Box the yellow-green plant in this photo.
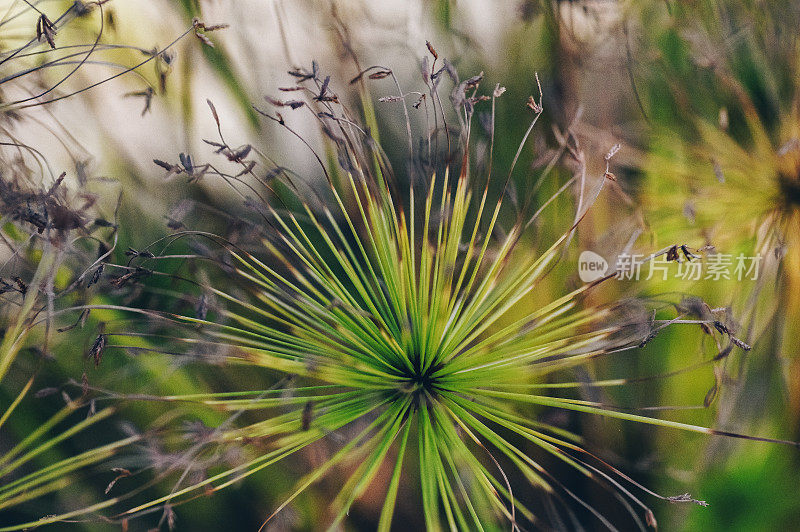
[637,0,800,424]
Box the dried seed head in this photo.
[368,69,392,80]
[104,468,132,495]
[526,95,543,114]
[463,72,484,90]
[153,159,176,172]
[526,72,544,113]
[192,18,229,47]
[265,96,304,110]
[666,493,708,507]
[666,245,680,262]
[89,334,106,367]
[88,264,104,287]
[194,31,214,47]
[425,40,438,60]
[604,143,622,161]
[729,335,752,351]
[421,56,430,84]
[13,277,27,295]
[678,296,713,320]
[36,14,57,49]
[35,387,59,399]
[645,510,657,528]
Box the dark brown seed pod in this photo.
[89,334,106,367]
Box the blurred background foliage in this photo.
[1,0,798,530]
